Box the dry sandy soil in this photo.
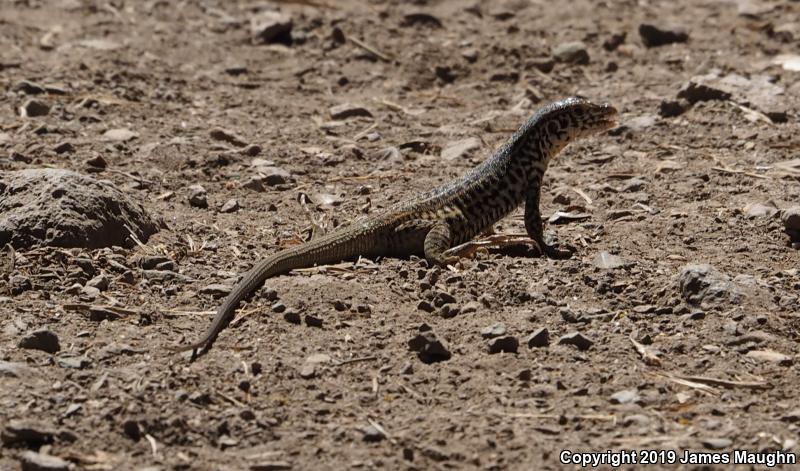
[2,0,800,469]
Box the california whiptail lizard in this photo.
[173,97,618,355]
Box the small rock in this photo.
[638,23,689,47]
[659,99,688,117]
[701,437,732,450]
[620,177,647,192]
[13,80,46,95]
[0,360,32,378]
[1,420,56,446]
[609,389,640,404]
[305,353,331,365]
[361,425,385,442]
[283,310,301,324]
[488,336,519,354]
[603,32,626,51]
[20,99,50,118]
[678,264,740,307]
[461,301,480,314]
[782,207,800,238]
[20,450,71,471]
[441,137,481,161]
[299,363,316,379]
[552,41,589,64]
[743,202,778,219]
[199,284,231,298]
[480,323,506,339]
[85,155,107,169]
[243,176,266,192]
[526,328,550,348]
[271,302,286,313]
[558,332,594,351]
[241,144,262,156]
[220,199,240,213]
[102,128,138,142]
[461,48,478,62]
[86,274,109,291]
[408,331,451,363]
[209,127,248,147]
[53,142,75,154]
[304,314,323,328]
[593,251,627,269]
[250,10,293,44]
[18,329,60,354]
[257,166,293,186]
[329,103,372,120]
[417,300,434,313]
[57,356,91,370]
[746,349,793,366]
[187,185,208,208]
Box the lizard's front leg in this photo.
[524,181,574,259]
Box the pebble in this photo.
[609,389,640,404]
[18,328,60,354]
[0,360,32,378]
[552,41,589,64]
[250,10,293,44]
[441,137,481,161]
[20,99,50,117]
[593,251,627,270]
[461,301,480,314]
[480,323,506,339]
[57,356,91,369]
[200,284,231,298]
[558,332,594,351]
[53,142,75,154]
[659,98,688,117]
[329,103,372,120]
[408,331,451,363]
[102,128,138,142]
[743,202,778,219]
[283,310,301,324]
[701,437,732,450]
[271,302,286,313]
[1,420,56,446]
[86,274,109,291]
[81,285,100,300]
[241,144,262,156]
[638,23,689,47]
[603,32,626,51]
[488,336,519,354]
[526,327,550,348]
[782,207,800,235]
[299,363,316,379]
[85,155,107,169]
[187,184,208,208]
[620,177,647,192]
[220,199,240,213]
[438,304,460,318]
[20,451,70,471]
[304,314,323,328]
[746,349,793,366]
[678,264,740,307]
[417,300,434,313]
[209,127,248,147]
[361,425,385,442]
[257,166,293,186]
[13,79,46,94]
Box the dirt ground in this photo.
[2,0,800,469]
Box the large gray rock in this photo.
[678,264,742,307]
[0,169,159,249]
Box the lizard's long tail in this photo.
[171,226,377,354]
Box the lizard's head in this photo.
[517,97,617,162]
[538,97,618,141]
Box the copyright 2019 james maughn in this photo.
[560,449,797,467]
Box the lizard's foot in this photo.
[541,242,575,259]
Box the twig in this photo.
[629,334,661,366]
[348,35,392,62]
[145,434,158,458]
[572,188,593,205]
[675,374,769,390]
[712,166,768,179]
[334,356,378,366]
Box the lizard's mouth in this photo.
[592,104,619,131]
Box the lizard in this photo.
[172,97,618,356]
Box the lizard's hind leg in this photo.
[424,221,458,266]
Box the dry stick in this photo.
[334,356,378,366]
[347,35,393,62]
[675,374,769,390]
[629,334,661,366]
[711,166,769,179]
